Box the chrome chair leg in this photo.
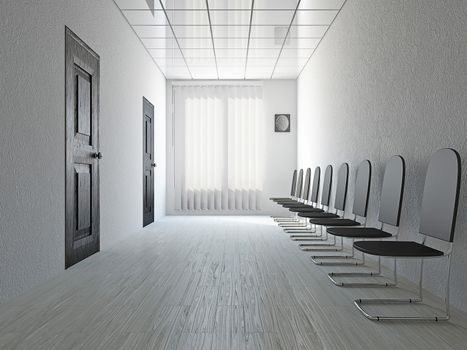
[328,257,397,286]
[299,235,341,251]
[279,223,308,228]
[311,240,365,265]
[284,224,316,233]
[285,223,317,234]
[354,256,451,321]
[289,225,325,240]
[274,218,298,222]
[291,235,323,241]
[287,230,318,234]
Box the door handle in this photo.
[151,163,157,168]
[93,152,103,159]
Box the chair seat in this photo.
[282,203,309,208]
[353,241,444,257]
[270,197,291,201]
[309,218,361,226]
[298,212,339,218]
[326,227,392,238]
[276,200,299,205]
[274,198,296,202]
[289,206,315,213]
[295,207,324,213]
[282,203,305,208]
[285,203,313,208]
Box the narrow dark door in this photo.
[65,28,100,268]
[143,98,155,227]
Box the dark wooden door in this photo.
[143,98,155,227]
[65,28,100,268]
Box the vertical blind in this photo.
[173,85,264,211]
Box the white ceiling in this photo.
[114,0,346,79]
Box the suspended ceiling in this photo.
[114,0,346,79]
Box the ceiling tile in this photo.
[254,0,298,10]
[183,49,215,59]
[245,66,274,79]
[286,37,320,48]
[296,10,338,25]
[165,10,209,25]
[248,48,280,58]
[217,58,245,67]
[212,25,250,38]
[272,67,301,79]
[209,0,252,10]
[249,37,284,49]
[161,0,206,10]
[216,48,247,58]
[288,25,328,37]
[209,10,250,25]
[250,25,288,38]
[215,37,248,49]
[190,67,218,79]
[164,66,192,79]
[177,37,213,49]
[252,10,295,26]
[115,0,162,10]
[172,25,211,38]
[276,57,309,67]
[186,57,216,66]
[246,58,277,67]
[133,25,171,38]
[299,0,345,10]
[218,67,245,79]
[281,48,314,58]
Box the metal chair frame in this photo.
[298,214,367,251]
[325,222,400,284]
[354,236,453,321]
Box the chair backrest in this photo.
[352,160,372,217]
[321,165,333,206]
[419,148,461,242]
[296,169,304,197]
[290,169,297,196]
[302,168,312,200]
[334,163,349,211]
[310,167,321,203]
[378,155,405,226]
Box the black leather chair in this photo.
[273,169,303,205]
[282,167,319,209]
[299,160,371,252]
[272,169,302,223]
[275,168,312,228]
[353,148,461,321]
[270,169,297,202]
[280,168,312,209]
[289,164,348,240]
[320,156,405,285]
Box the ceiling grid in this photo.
[115,0,347,79]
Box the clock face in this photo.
[275,114,290,132]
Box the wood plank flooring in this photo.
[0,216,466,349]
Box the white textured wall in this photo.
[0,0,166,303]
[297,0,466,311]
[166,80,297,216]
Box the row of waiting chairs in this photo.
[270,148,461,321]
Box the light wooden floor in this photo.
[0,216,466,350]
